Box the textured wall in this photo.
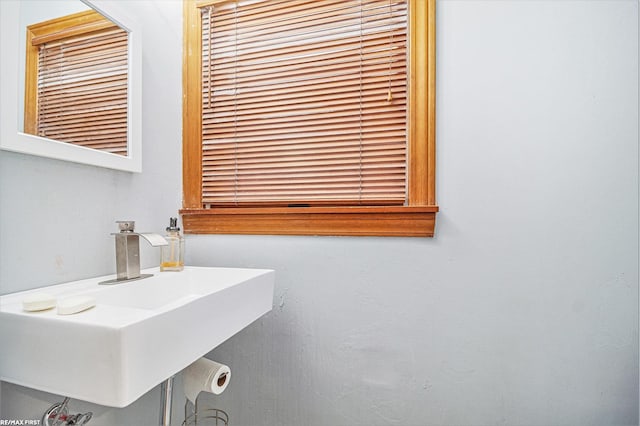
[0,0,183,423]
[1,0,638,425]
[190,1,639,425]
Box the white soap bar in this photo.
[23,293,57,312]
[57,295,96,315]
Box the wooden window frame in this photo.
[182,0,437,237]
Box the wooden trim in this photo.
[183,0,204,209]
[407,0,436,207]
[427,0,437,205]
[181,206,438,237]
[27,10,117,45]
[182,0,438,237]
[31,20,114,46]
[23,27,38,135]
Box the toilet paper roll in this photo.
[183,357,231,404]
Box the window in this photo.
[183,0,436,236]
[24,10,129,155]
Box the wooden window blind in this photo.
[200,0,408,207]
[183,0,437,236]
[24,11,129,156]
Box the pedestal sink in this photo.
[0,266,274,407]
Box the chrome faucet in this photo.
[100,221,168,285]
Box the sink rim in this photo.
[0,266,273,328]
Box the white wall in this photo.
[0,0,183,423]
[1,1,637,425]
[191,1,639,425]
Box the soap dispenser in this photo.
[160,217,184,271]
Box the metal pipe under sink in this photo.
[159,376,175,426]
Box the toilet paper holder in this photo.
[182,396,229,426]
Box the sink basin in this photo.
[0,266,274,407]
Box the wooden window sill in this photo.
[180,206,439,237]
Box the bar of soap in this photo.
[57,295,96,315]
[23,293,56,312]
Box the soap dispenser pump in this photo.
[160,217,184,271]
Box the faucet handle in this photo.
[116,220,135,233]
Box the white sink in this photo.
[0,266,274,407]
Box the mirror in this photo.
[0,0,142,172]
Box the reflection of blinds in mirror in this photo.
[37,27,128,156]
[200,0,408,207]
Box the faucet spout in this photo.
[138,232,168,247]
[99,221,167,285]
